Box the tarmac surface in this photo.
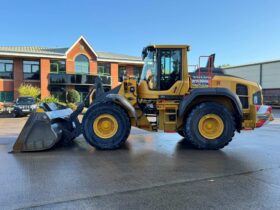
[0,109,279,210]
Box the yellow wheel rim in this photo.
[198,114,224,140]
[93,114,118,139]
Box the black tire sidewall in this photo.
[177,130,185,137]
[185,103,234,149]
[82,103,130,149]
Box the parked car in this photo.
[0,102,14,114]
[13,97,37,117]
[0,102,3,111]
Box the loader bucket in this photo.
[12,83,95,153]
[12,107,74,152]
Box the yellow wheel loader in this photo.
[12,45,273,152]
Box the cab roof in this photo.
[146,44,190,51]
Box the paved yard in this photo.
[0,111,279,210]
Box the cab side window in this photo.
[159,49,182,90]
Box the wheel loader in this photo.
[12,45,273,152]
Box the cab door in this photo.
[158,49,182,92]
[138,48,185,99]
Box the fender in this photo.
[105,94,137,123]
[179,88,243,129]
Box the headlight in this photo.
[253,91,262,105]
[31,104,37,109]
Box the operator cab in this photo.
[140,45,189,93]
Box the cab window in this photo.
[140,50,158,90]
[159,49,182,90]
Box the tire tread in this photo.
[185,102,236,150]
[82,101,131,150]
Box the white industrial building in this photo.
[224,60,280,106]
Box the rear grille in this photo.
[236,84,249,109]
[239,97,249,109]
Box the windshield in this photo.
[140,50,157,90]
[16,97,35,104]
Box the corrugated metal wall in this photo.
[224,61,280,105]
[262,62,280,89]
[224,61,280,89]
[224,65,260,84]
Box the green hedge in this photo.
[67,89,80,103]
[18,84,40,99]
[39,95,60,104]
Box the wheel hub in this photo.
[198,114,224,140]
[93,114,118,139]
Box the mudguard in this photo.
[105,94,137,123]
[179,88,243,130]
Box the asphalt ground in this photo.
[0,109,279,210]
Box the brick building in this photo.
[0,36,143,102]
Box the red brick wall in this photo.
[111,63,119,88]
[13,58,24,99]
[90,61,97,75]
[126,65,134,77]
[66,39,97,74]
[66,60,75,74]
[0,80,13,92]
[40,59,50,98]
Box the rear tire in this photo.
[184,102,235,150]
[82,102,131,150]
[177,130,186,138]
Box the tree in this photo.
[67,89,80,103]
[18,84,41,99]
[39,95,60,104]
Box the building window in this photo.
[0,91,14,102]
[23,61,40,80]
[75,86,90,104]
[0,59,13,79]
[51,60,66,73]
[75,54,89,74]
[97,63,111,85]
[133,66,143,81]
[49,85,66,101]
[97,63,110,76]
[118,66,126,82]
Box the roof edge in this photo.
[0,52,66,59]
[65,36,98,57]
[97,57,143,64]
[225,59,280,69]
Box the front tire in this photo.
[184,102,235,150]
[82,102,131,150]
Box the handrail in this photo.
[49,73,111,86]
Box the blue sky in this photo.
[0,0,280,66]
